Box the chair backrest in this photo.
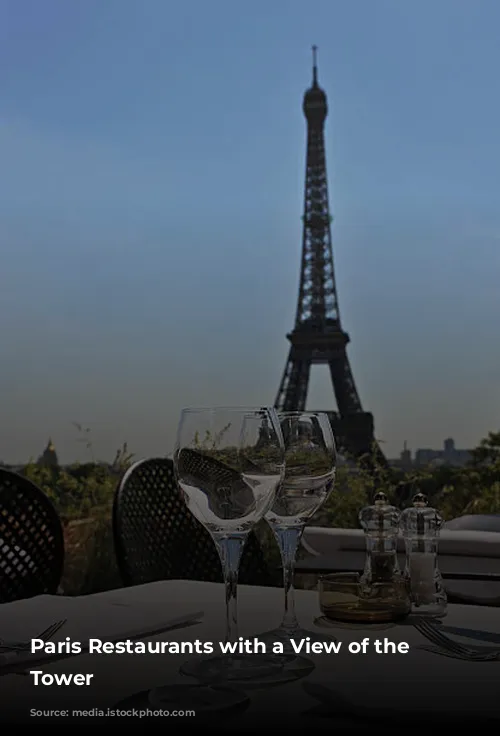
[113,457,274,587]
[0,468,65,603]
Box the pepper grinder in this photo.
[359,491,401,585]
[400,492,447,617]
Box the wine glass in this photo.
[173,406,286,684]
[259,412,337,660]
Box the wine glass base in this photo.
[148,683,250,715]
[265,652,316,677]
[180,653,283,684]
[179,652,313,687]
[257,625,337,653]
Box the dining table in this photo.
[0,580,499,728]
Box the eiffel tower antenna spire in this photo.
[312,45,318,85]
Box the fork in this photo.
[0,620,67,652]
[413,618,500,661]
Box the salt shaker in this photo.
[359,491,401,584]
[400,492,447,617]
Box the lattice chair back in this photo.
[113,457,274,587]
[0,468,65,603]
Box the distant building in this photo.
[388,438,472,469]
[37,438,59,467]
[388,440,413,470]
[415,438,471,468]
[399,440,412,469]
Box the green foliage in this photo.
[191,425,284,471]
[317,433,500,529]
[12,425,500,596]
[193,425,232,451]
[18,428,135,596]
[470,431,500,466]
[22,440,134,522]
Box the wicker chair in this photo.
[113,457,275,587]
[0,468,65,603]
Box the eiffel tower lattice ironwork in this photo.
[275,48,383,462]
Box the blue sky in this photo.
[1,0,499,463]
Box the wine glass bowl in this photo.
[175,428,284,533]
[266,414,336,527]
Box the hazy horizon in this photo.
[1,0,499,465]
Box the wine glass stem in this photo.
[274,526,302,631]
[213,533,246,645]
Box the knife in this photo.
[0,610,204,676]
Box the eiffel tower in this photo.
[275,48,383,462]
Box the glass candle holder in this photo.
[318,572,411,625]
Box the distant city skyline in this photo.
[1,0,500,464]
[1,433,473,471]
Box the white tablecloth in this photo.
[0,581,498,725]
